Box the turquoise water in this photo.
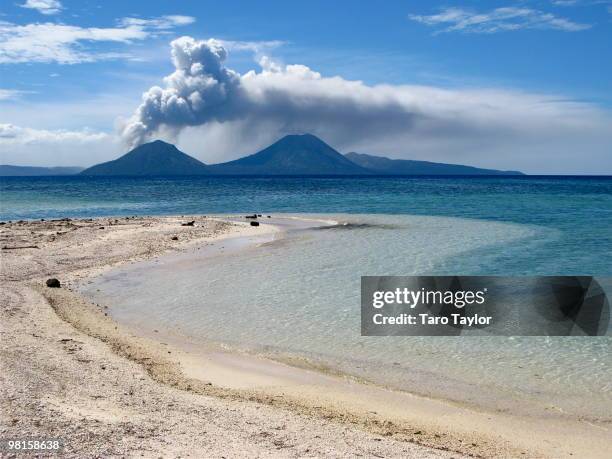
[2,175,612,274]
[82,213,612,421]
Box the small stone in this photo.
[171,236,178,240]
[46,278,61,288]
[250,221,260,227]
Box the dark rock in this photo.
[267,215,271,218]
[257,214,262,217]
[171,236,178,241]
[99,226,105,229]
[245,214,258,219]
[250,221,260,227]
[46,278,61,288]
[181,221,195,226]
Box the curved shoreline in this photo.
[79,213,610,424]
[55,215,612,457]
[2,214,610,457]
[2,214,459,457]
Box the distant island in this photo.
[0,165,84,177]
[345,152,523,176]
[3,134,524,176]
[80,140,209,176]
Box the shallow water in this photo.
[82,214,612,421]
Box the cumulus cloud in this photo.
[0,15,195,64]
[0,123,109,144]
[409,7,591,33]
[20,0,62,15]
[120,36,612,174]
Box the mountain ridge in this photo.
[3,135,525,176]
[207,134,371,175]
[345,152,524,176]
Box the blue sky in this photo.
[0,0,611,173]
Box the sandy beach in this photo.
[1,215,609,458]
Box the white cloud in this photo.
[409,7,591,33]
[0,93,133,167]
[0,123,119,167]
[0,15,195,64]
[0,89,34,100]
[20,0,62,15]
[120,36,612,174]
[218,39,286,54]
[0,123,109,144]
[117,15,196,30]
[551,1,578,6]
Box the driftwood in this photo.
[2,245,40,250]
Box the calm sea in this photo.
[4,175,612,419]
[2,175,612,274]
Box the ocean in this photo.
[3,175,612,274]
[3,175,611,420]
